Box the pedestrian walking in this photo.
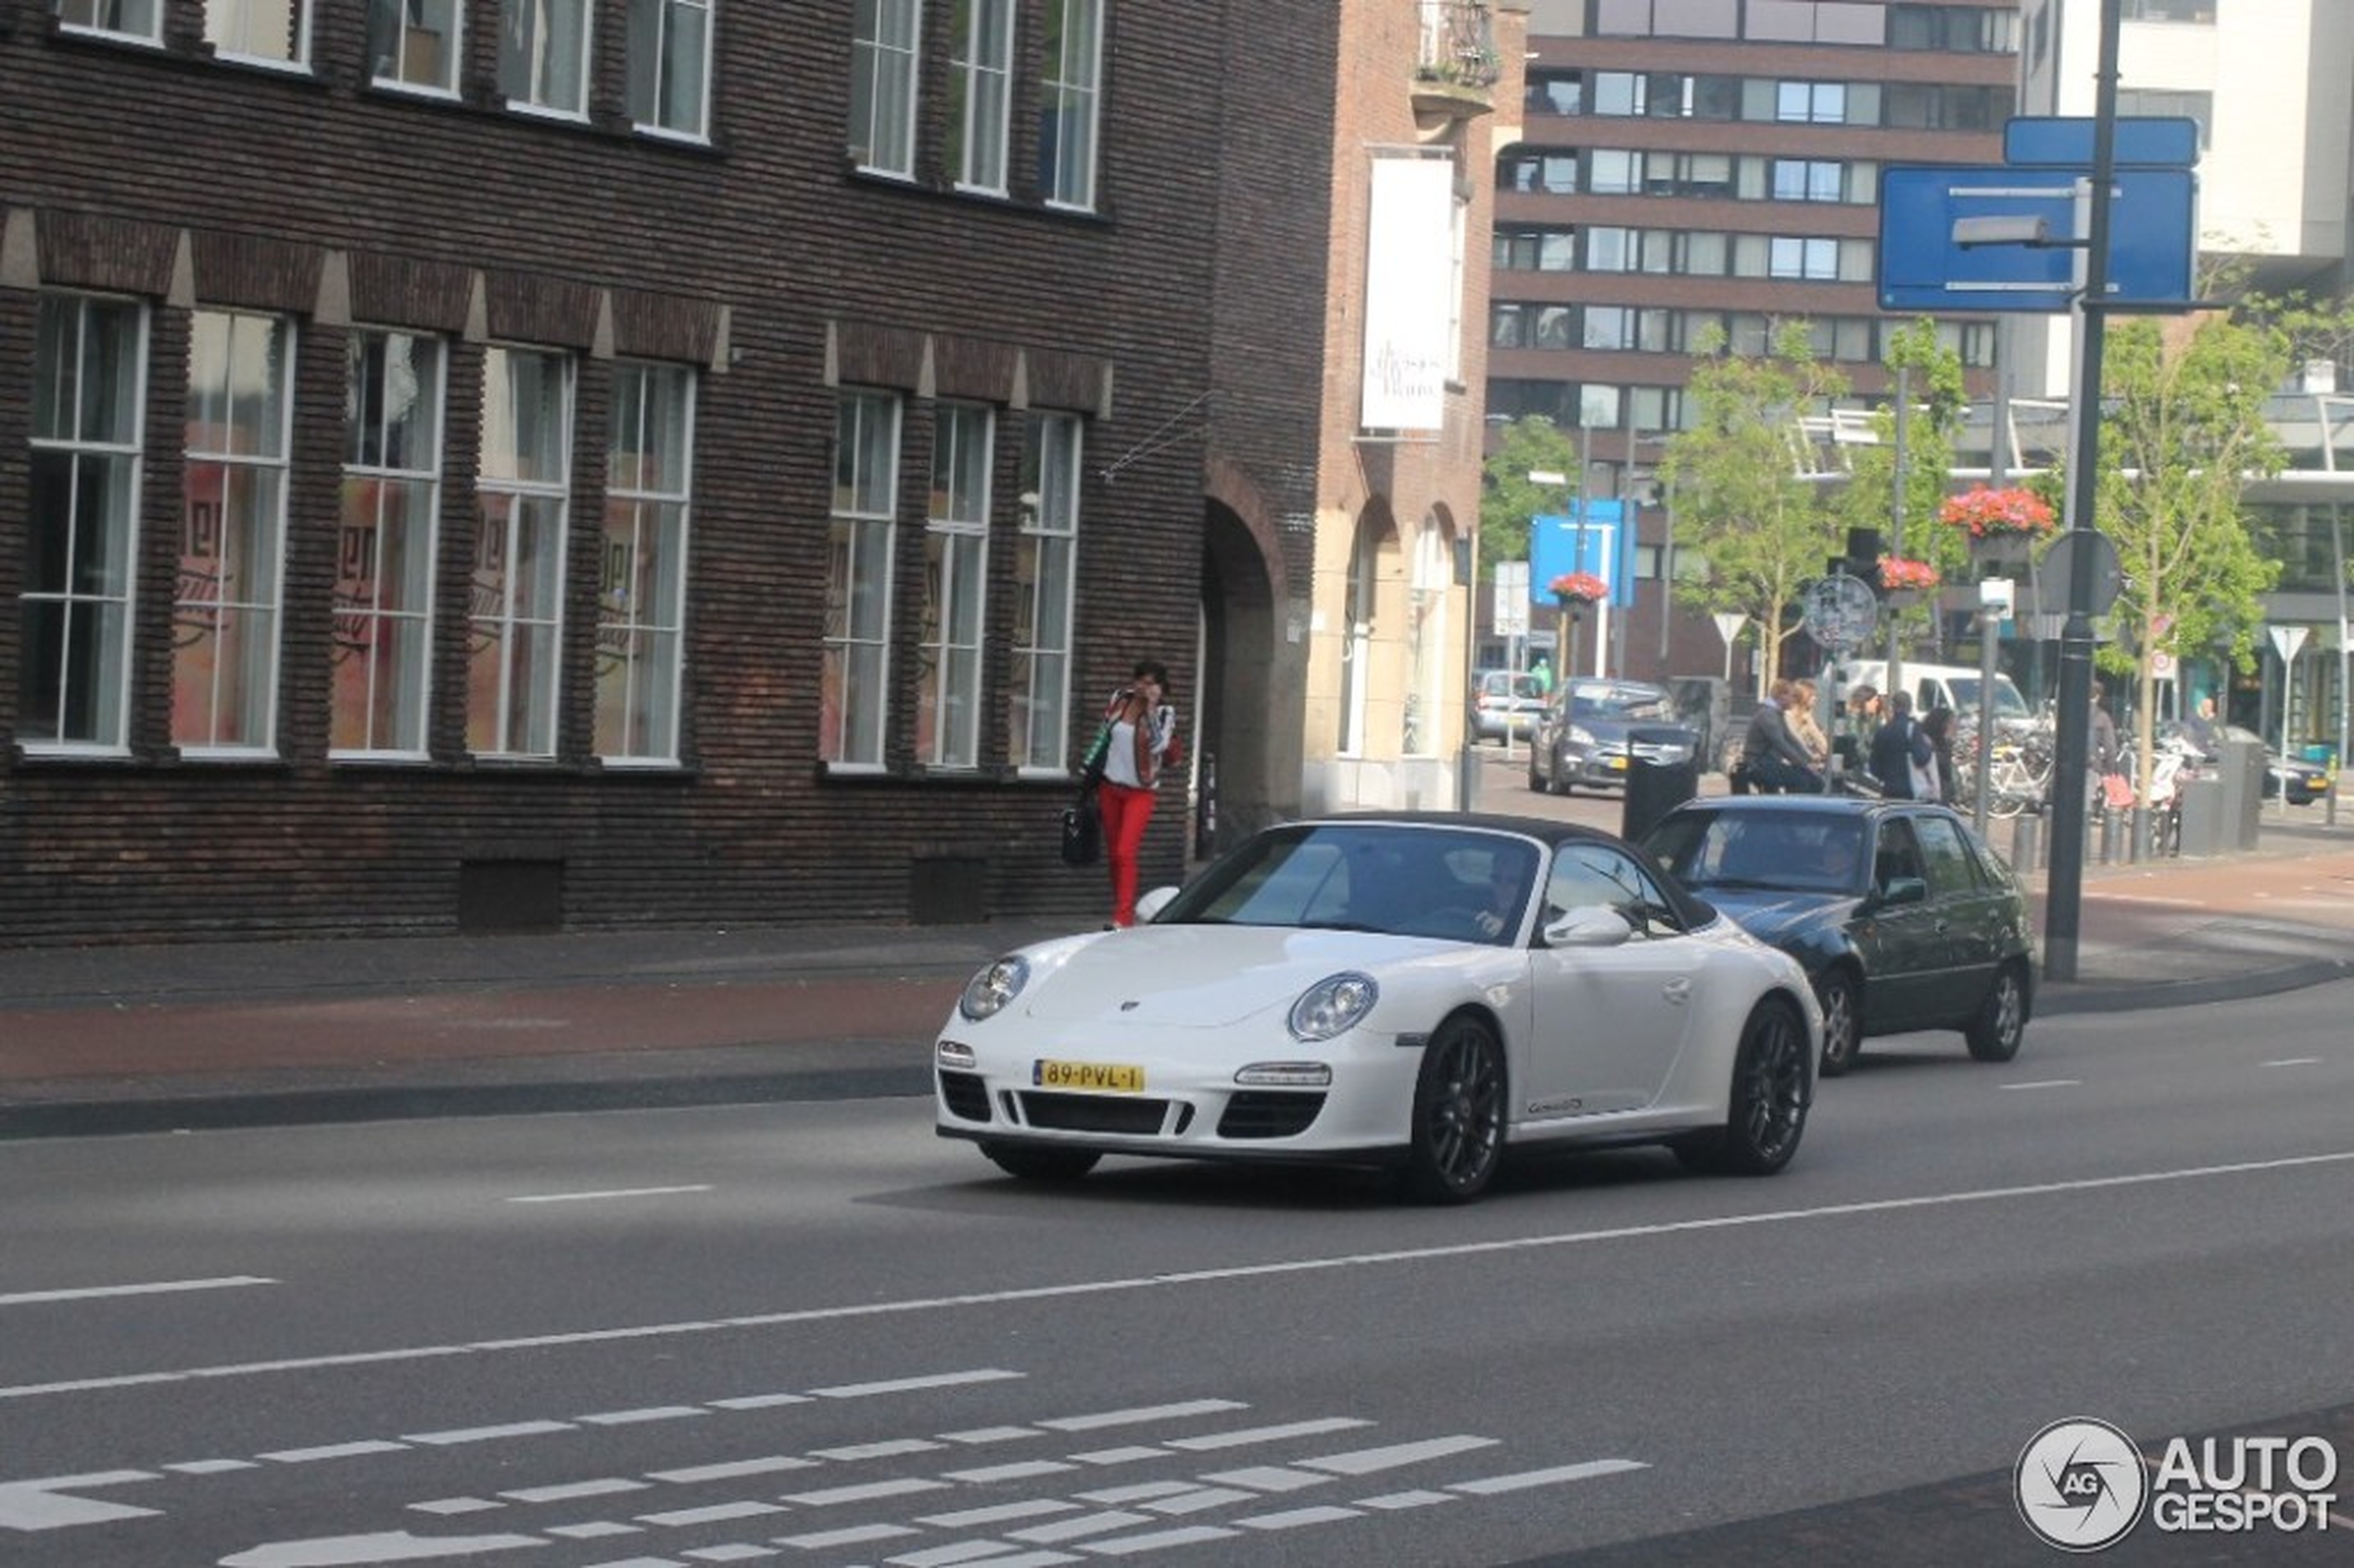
[1867,689,1935,800]
[1095,659,1182,929]
[1919,704,1958,803]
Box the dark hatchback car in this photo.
[1529,678,1702,795]
[1639,796,2036,1077]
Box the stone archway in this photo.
[1199,460,1299,849]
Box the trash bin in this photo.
[2174,775,2226,856]
[1623,736,1701,843]
[2215,737,2266,849]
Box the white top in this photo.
[1101,703,1176,789]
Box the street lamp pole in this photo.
[2043,0,2124,985]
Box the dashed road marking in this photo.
[0,1276,274,1308]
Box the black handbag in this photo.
[1059,789,1102,866]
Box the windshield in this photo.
[1155,823,1541,944]
[1644,810,1868,896]
[1951,676,2030,719]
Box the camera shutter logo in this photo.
[2016,1418,2148,1551]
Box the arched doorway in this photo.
[1200,473,1297,849]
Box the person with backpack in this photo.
[1867,689,1935,800]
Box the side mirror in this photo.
[1875,876,1929,908]
[1135,887,1181,922]
[1541,905,1634,948]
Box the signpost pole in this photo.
[2043,0,2124,985]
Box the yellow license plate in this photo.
[1609,754,1629,770]
[1034,1059,1145,1093]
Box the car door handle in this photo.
[1662,977,1692,1005]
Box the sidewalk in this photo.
[2,811,2351,1138]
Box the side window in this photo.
[1909,814,1981,896]
[370,0,463,94]
[1871,818,1928,891]
[207,0,313,67]
[628,0,714,139]
[1544,843,1681,937]
[850,0,921,177]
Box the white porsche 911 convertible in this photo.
[935,814,1820,1204]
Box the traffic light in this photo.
[1828,527,1886,596]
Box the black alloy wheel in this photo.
[1676,998,1811,1175]
[1398,1016,1508,1204]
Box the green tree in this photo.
[2093,310,2292,798]
[1659,324,1848,693]
[1477,415,1579,582]
[1833,321,1969,654]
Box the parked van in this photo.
[1830,659,2031,724]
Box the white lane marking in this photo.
[506,1184,713,1204]
[648,1457,816,1485]
[889,1544,1030,1568]
[501,1479,649,1503]
[1140,1486,1258,1515]
[1300,1436,1498,1475]
[1086,1524,1237,1554]
[1240,1505,1361,1530]
[814,1370,1025,1399]
[1453,1459,1649,1493]
[22,1150,2354,1404]
[636,1499,786,1527]
[1998,1080,2082,1091]
[937,1425,1037,1445]
[710,1392,812,1410]
[0,1472,161,1529]
[917,1498,1082,1528]
[2265,1057,2323,1068]
[220,1530,542,1566]
[578,1406,704,1426]
[546,1521,637,1539]
[774,1522,918,1549]
[164,1460,258,1475]
[401,1420,573,1446]
[1038,1399,1247,1432]
[259,1441,408,1464]
[407,1498,501,1516]
[0,1276,273,1307]
[1167,1419,1371,1451]
[782,1477,951,1508]
[943,1461,1077,1485]
[1069,1446,1164,1466]
[1007,1509,1155,1543]
[1201,1465,1330,1493]
[810,1438,944,1461]
[1355,1489,1454,1510]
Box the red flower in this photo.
[1550,571,1609,602]
[1877,555,1941,591]
[1938,486,2057,538]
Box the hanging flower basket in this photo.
[1876,555,1941,593]
[1549,571,1609,605]
[1939,486,2057,540]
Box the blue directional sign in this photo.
[1877,165,2196,313]
[1530,500,1633,610]
[2004,115,2199,171]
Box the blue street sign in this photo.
[2004,115,2199,170]
[1877,165,2196,313]
[1530,500,1633,610]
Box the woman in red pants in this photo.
[1095,659,1180,928]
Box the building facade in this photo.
[1487,0,2023,687]
[0,1,1346,946]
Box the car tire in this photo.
[1674,997,1810,1176]
[1814,970,1862,1078]
[1964,961,2029,1063]
[1396,1015,1507,1205]
[980,1143,1103,1183]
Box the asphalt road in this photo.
[5,979,2352,1567]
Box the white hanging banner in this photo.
[1361,156,1454,433]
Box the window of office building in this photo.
[23,295,145,754]
[2123,0,2213,20]
[1643,151,1734,197]
[469,347,573,759]
[176,310,291,755]
[1772,158,1847,203]
[1890,4,2019,50]
[947,0,1016,194]
[1748,1,1883,44]
[206,0,310,65]
[57,0,160,42]
[598,362,694,763]
[627,0,713,138]
[850,0,920,177]
[1774,81,1846,123]
[370,0,461,93]
[1525,70,1583,117]
[1593,0,1738,37]
[1038,0,1103,210]
[1495,226,1577,272]
[1492,303,1576,350]
[1010,412,1081,772]
[823,389,899,767]
[501,0,593,117]
[335,330,444,758]
[1501,148,1580,193]
[918,403,991,769]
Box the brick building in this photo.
[0,0,1345,945]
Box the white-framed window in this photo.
[470,347,573,759]
[626,0,713,139]
[175,310,292,755]
[57,0,162,44]
[335,329,445,759]
[205,0,311,66]
[597,362,694,764]
[1038,0,1102,210]
[370,0,462,93]
[22,295,146,755]
[850,0,920,178]
[823,390,900,767]
[502,0,593,118]
[1010,411,1080,772]
[948,0,1016,194]
[918,402,992,768]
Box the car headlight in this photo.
[1566,725,1595,746]
[1288,972,1378,1042]
[958,956,1030,1021]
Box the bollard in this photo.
[2011,812,2040,875]
[2097,808,2120,866]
